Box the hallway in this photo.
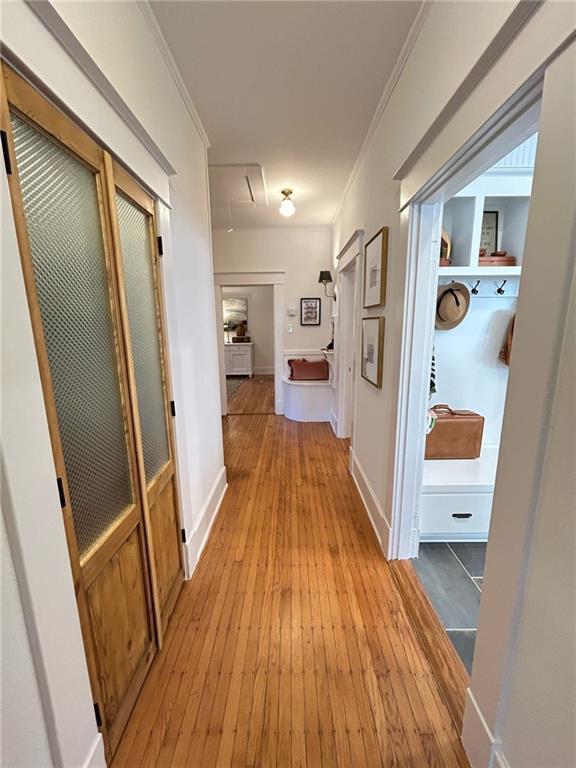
[112,414,468,767]
[227,374,275,415]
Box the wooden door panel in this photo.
[86,526,154,734]
[149,472,183,623]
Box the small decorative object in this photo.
[440,229,452,266]
[435,282,470,330]
[479,247,516,266]
[480,211,499,253]
[236,322,246,337]
[361,316,384,388]
[300,297,321,326]
[363,227,388,308]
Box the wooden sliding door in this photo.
[105,161,184,634]
[1,64,183,758]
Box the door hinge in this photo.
[181,528,186,543]
[56,477,66,508]
[1,130,12,175]
[94,702,102,728]
[170,400,176,417]
[157,235,164,256]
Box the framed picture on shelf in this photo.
[364,226,388,307]
[480,211,499,253]
[300,297,321,326]
[361,316,384,388]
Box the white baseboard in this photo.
[329,408,338,435]
[349,448,391,556]
[492,751,511,768]
[83,733,106,768]
[275,398,284,415]
[421,533,489,543]
[254,365,274,375]
[182,466,227,578]
[462,687,499,768]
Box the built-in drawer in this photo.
[420,492,492,540]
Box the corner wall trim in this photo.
[183,466,227,578]
[82,733,106,768]
[349,448,391,555]
[462,688,500,768]
[24,0,177,174]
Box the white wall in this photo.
[1,1,225,764]
[213,227,332,352]
[1,516,53,768]
[222,285,274,373]
[432,294,516,446]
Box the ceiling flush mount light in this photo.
[279,188,295,218]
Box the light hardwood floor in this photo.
[227,375,275,415]
[112,415,469,767]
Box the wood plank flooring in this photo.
[227,375,275,415]
[112,415,469,767]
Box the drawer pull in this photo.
[452,513,472,519]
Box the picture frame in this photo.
[223,297,248,329]
[361,316,385,388]
[480,210,499,253]
[363,226,388,308]
[300,297,321,326]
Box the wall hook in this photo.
[471,280,480,295]
[496,279,507,295]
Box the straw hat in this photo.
[436,282,470,330]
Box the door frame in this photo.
[213,271,285,415]
[335,238,362,442]
[389,79,542,560]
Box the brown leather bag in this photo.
[288,358,329,381]
[425,404,484,459]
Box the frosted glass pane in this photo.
[11,113,133,555]
[116,193,169,481]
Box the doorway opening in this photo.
[406,131,538,674]
[214,271,285,417]
[221,285,275,414]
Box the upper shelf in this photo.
[439,265,522,278]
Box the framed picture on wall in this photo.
[480,210,499,253]
[361,316,384,387]
[363,226,388,307]
[300,297,321,326]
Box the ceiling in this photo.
[150,1,422,228]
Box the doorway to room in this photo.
[412,133,537,673]
[222,284,275,415]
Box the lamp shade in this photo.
[318,270,333,284]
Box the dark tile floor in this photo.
[412,542,487,674]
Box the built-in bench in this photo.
[282,350,333,423]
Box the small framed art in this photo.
[361,316,384,388]
[300,297,321,326]
[363,226,388,308]
[480,211,499,253]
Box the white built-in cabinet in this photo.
[440,169,532,277]
[422,142,535,541]
[224,342,254,377]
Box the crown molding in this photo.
[24,0,176,175]
[330,0,433,228]
[137,1,211,150]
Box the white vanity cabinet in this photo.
[224,342,254,377]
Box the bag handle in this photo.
[432,403,454,415]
